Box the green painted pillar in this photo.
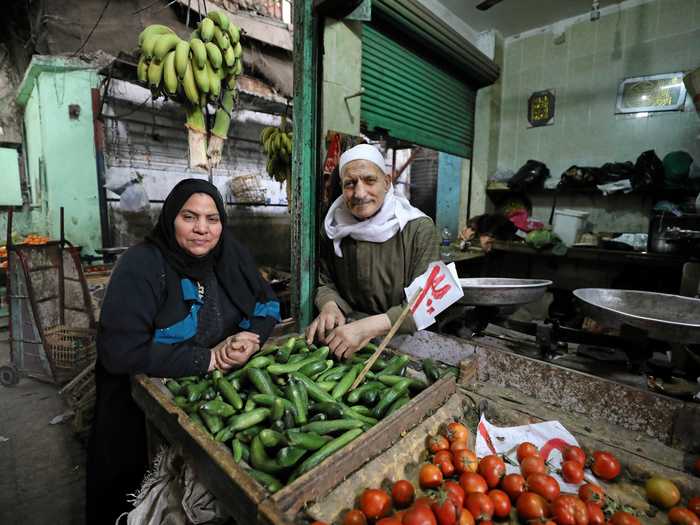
[435,152,464,239]
[16,56,102,255]
[291,2,320,329]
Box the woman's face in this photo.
[174,193,223,257]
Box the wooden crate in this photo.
[306,346,700,525]
[132,371,457,524]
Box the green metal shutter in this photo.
[361,24,476,158]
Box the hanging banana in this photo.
[135,16,244,170]
[260,116,293,184]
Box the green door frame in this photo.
[291,1,320,329]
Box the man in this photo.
[306,143,440,358]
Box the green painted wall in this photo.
[322,19,363,137]
[5,57,101,253]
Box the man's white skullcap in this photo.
[338,143,387,175]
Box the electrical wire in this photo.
[71,0,112,57]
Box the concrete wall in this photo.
[472,0,700,232]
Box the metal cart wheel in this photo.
[0,365,19,387]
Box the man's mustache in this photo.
[350,198,373,206]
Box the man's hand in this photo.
[306,302,345,345]
[326,314,391,359]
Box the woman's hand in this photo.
[326,314,390,359]
[306,302,346,345]
[208,332,260,371]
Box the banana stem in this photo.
[185,104,208,170]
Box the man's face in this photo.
[341,159,390,220]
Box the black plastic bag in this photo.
[558,166,607,188]
[600,161,637,183]
[633,150,664,190]
[508,160,550,191]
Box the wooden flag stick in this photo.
[349,287,423,391]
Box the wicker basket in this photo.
[44,326,97,384]
[229,174,267,204]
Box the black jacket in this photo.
[86,239,277,524]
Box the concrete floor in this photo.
[0,339,86,525]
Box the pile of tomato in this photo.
[310,421,700,525]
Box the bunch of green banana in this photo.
[135,11,244,169]
[260,116,293,184]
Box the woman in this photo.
[86,179,279,524]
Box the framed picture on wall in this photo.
[616,73,687,114]
[527,90,556,127]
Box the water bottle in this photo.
[440,227,452,259]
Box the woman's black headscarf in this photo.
[146,178,226,282]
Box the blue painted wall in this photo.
[435,152,463,239]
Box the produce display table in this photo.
[132,332,700,524]
[131,349,456,524]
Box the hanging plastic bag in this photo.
[633,150,664,190]
[119,181,150,213]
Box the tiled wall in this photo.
[497,0,700,182]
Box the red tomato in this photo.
[586,502,605,525]
[478,455,506,489]
[428,435,450,454]
[440,460,456,478]
[609,511,641,525]
[451,440,469,454]
[517,442,540,463]
[453,449,478,474]
[501,473,526,502]
[402,506,438,525]
[458,509,475,525]
[459,472,488,494]
[360,489,392,520]
[578,483,605,507]
[561,460,585,484]
[521,455,548,478]
[433,451,454,466]
[392,480,415,508]
[465,493,495,521]
[446,422,470,444]
[444,481,465,509]
[526,473,561,502]
[563,446,586,466]
[550,495,588,525]
[590,451,621,481]
[377,518,403,525]
[516,492,550,521]
[415,496,436,509]
[343,509,368,525]
[487,489,511,519]
[420,464,444,489]
[432,495,460,525]
[688,496,700,517]
[669,508,700,525]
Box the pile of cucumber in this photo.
[165,336,438,492]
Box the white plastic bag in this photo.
[119,182,150,213]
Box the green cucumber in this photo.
[286,377,308,425]
[247,468,283,493]
[259,429,285,447]
[199,410,223,434]
[201,399,236,418]
[309,401,344,419]
[166,379,183,395]
[299,359,331,379]
[228,408,270,431]
[232,438,244,463]
[371,378,411,418]
[276,446,306,468]
[217,377,243,410]
[300,419,365,435]
[285,430,331,450]
[250,435,284,473]
[422,358,441,383]
[380,355,410,376]
[387,395,411,415]
[316,381,336,392]
[244,398,257,412]
[247,368,276,395]
[331,364,362,400]
[290,372,335,403]
[377,374,427,391]
[267,347,330,375]
[291,428,363,480]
